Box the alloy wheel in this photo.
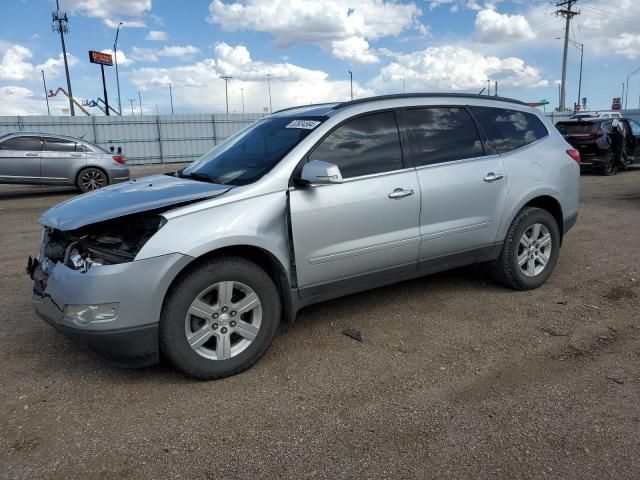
[517,223,552,277]
[184,281,262,361]
[81,170,106,190]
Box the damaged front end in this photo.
[28,210,167,297]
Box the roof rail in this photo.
[272,102,337,115]
[332,93,526,110]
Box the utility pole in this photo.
[41,70,51,116]
[52,0,75,116]
[348,70,353,100]
[114,22,123,115]
[220,76,231,114]
[556,0,579,112]
[487,79,491,96]
[129,99,135,115]
[267,74,272,113]
[494,80,498,97]
[169,83,174,114]
[137,91,142,116]
[241,87,245,114]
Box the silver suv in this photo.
[29,94,580,379]
[0,132,129,192]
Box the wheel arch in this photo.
[499,192,565,245]
[164,244,296,324]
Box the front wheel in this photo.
[601,152,619,176]
[160,256,281,379]
[490,207,560,290]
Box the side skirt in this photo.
[293,243,501,312]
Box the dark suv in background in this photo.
[556,118,640,175]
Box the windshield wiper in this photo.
[183,171,222,184]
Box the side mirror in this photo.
[298,160,343,185]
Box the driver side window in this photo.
[309,111,403,179]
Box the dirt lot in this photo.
[1,166,639,479]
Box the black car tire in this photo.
[490,207,560,290]
[601,152,619,176]
[77,167,109,192]
[160,256,281,380]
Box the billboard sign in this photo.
[88,51,113,66]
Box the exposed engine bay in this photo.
[37,211,166,274]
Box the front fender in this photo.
[136,191,291,277]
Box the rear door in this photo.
[41,137,86,183]
[626,120,640,160]
[400,106,508,261]
[0,135,42,183]
[289,111,421,293]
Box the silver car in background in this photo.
[29,93,580,380]
[0,132,129,192]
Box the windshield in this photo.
[182,116,324,186]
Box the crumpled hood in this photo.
[40,174,230,231]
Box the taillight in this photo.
[566,149,580,164]
[112,155,126,165]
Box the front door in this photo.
[400,107,509,260]
[289,111,421,293]
[41,137,85,183]
[0,135,42,184]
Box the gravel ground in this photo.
[1,166,639,480]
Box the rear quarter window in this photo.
[470,106,548,154]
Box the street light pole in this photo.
[137,91,142,116]
[114,21,123,115]
[129,99,135,115]
[220,76,231,114]
[348,70,353,100]
[169,83,174,114]
[267,73,272,113]
[241,87,245,114]
[41,70,51,116]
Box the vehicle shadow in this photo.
[0,186,77,199]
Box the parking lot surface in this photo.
[1,166,639,479]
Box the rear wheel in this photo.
[490,207,560,290]
[77,167,108,192]
[160,256,281,380]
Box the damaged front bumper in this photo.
[30,252,192,367]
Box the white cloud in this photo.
[608,33,640,59]
[100,49,134,67]
[371,45,547,92]
[331,37,380,64]
[63,0,151,28]
[146,30,168,41]
[475,8,535,43]
[0,44,34,80]
[0,44,77,81]
[131,45,200,62]
[207,0,423,63]
[129,42,373,113]
[0,86,41,116]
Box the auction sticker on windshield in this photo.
[285,120,321,129]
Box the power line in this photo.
[556,0,580,112]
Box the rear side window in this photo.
[0,136,42,151]
[43,137,77,152]
[470,107,548,153]
[309,111,403,178]
[555,122,594,135]
[402,107,484,166]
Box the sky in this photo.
[0,0,639,116]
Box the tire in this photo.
[490,207,560,290]
[160,256,281,380]
[77,167,108,192]
[601,152,618,176]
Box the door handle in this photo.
[483,172,504,183]
[388,188,415,199]
[25,153,39,157]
